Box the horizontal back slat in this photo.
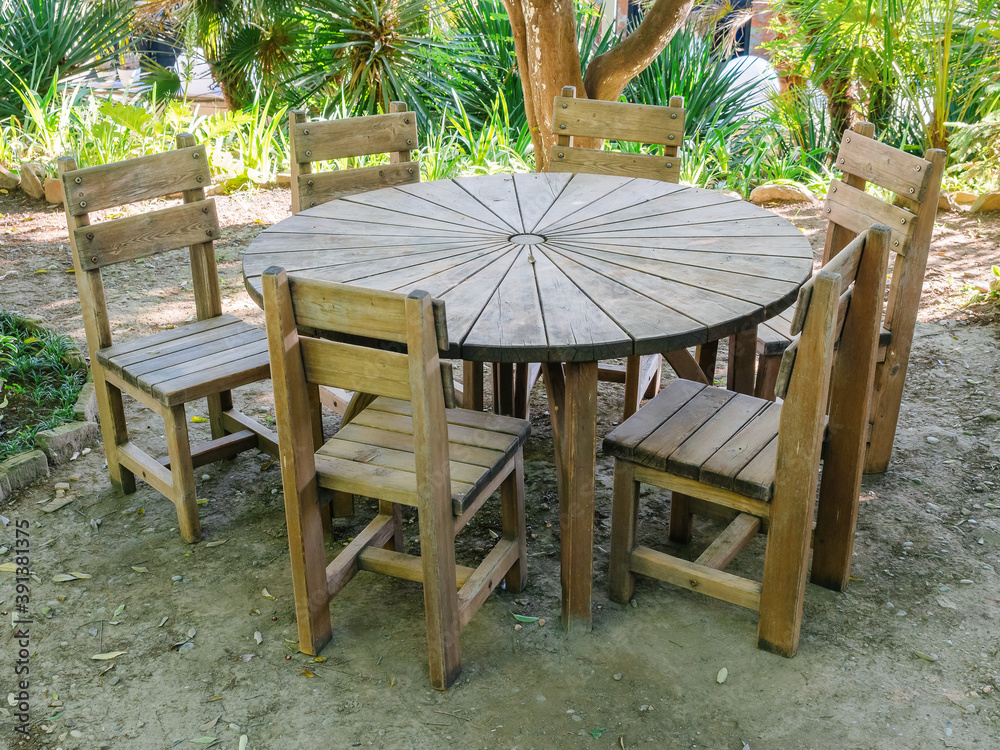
[76,200,218,270]
[299,337,411,400]
[550,146,680,182]
[62,146,210,216]
[825,180,914,256]
[298,162,419,209]
[552,97,684,146]
[286,275,409,343]
[293,112,417,163]
[836,132,932,200]
[789,229,866,335]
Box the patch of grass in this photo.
[0,312,87,461]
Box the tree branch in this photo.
[583,0,695,102]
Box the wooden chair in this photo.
[58,135,278,544]
[750,123,945,474]
[262,268,529,690]
[603,225,892,657]
[289,102,421,415]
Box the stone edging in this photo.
[0,372,100,502]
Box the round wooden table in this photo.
[244,172,813,632]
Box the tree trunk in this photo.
[819,74,858,143]
[502,0,585,172]
[504,0,693,172]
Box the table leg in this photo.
[727,327,758,395]
[462,360,484,411]
[493,363,515,416]
[544,361,598,633]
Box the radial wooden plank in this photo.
[512,172,573,233]
[535,245,705,352]
[437,247,522,355]
[548,187,744,233]
[461,250,549,362]
[577,234,815,257]
[453,174,526,233]
[309,243,509,292]
[343,184,513,233]
[562,244,802,310]
[545,242,765,345]
[394,179,518,232]
[569,216,804,241]
[569,241,811,282]
[539,175,684,233]
[529,247,633,361]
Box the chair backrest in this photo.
[549,85,685,182]
[822,123,945,349]
[261,268,451,505]
[58,134,222,355]
[772,225,891,503]
[289,102,420,214]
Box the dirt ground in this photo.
[1,186,999,750]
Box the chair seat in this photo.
[603,380,781,502]
[96,314,270,407]
[758,311,891,357]
[316,397,530,515]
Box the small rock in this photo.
[276,173,292,186]
[925,436,940,444]
[54,482,70,491]
[44,177,63,204]
[200,474,211,481]
[938,193,955,212]
[952,191,977,205]
[977,410,1000,422]
[20,162,45,199]
[749,183,817,204]
[0,164,19,189]
[629,599,637,608]
[177,642,195,652]
[970,192,1000,213]
[613,673,623,681]
[171,575,182,581]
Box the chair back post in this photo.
[59,156,112,355]
[289,110,309,215]
[664,95,684,161]
[864,146,945,471]
[823,121,876,263]
[388,101,413,164]
[261,266,332,654]
[812,225,891,588]
[403,289,461,687]
[175,132,222,321]
[555,85,576,150]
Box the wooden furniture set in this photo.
[59,94,942,687]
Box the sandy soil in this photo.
[1,186,999,750]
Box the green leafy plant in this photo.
[0,313,87,461]
[0,0,134,118]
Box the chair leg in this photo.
[863,361,900,474]
[727,328,758,395]
[206,390,234,440]
[623,355,643,420]
[754,354,781,401]
[696,340,719,382]
[493,363,515,416]
[95,371,136,495]
[380,500,405,552]
[163,404,201,544]
[668,491,694,544]
[756,483,814,658]
[462,360,485,412]
[501,453,527,593]
[513,364,531,420]
[418,493,462,690]
[608,460,639,604]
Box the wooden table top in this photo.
[243,173,814,363]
